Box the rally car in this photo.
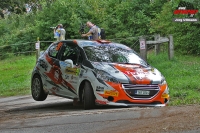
[31,39,169,110]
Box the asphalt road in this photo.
[0,95,200,133]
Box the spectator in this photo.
[54,24,66,41]
[82,21,98,40]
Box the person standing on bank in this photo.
[81,21,98,40]
[54,24,66,41]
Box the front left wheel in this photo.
[31,74,47,101]
[82,81,95,110]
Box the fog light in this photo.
[107,96,114,101]
[161,93,169,98]
[164,98,168,103]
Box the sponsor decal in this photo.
[79,70,84,78]
[59,61,71,68]
[71,75,78,80]
[125,71,148,79]
[56,42,63,51]
[116,64,139,70]
[117,64,127,68]
[54,70,60,81]
[96,86,104,92]
[65,68,80,75]
[69,81,77,84]
[104,90,119,97]
[39,59,48,71]
[65,75,70,79]
[113,64,151,84]
[95,99,107,105]
[51,87,59,92]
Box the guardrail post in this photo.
[139,36,147,61]
[154,34,160,55]
[168,35,174,60]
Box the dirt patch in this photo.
[97,105,200,133]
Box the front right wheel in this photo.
[82,81,95,110]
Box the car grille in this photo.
[122,84,160,99]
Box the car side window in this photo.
[77,49,83,65]
[48,42,63,58]
[60,43,83,65]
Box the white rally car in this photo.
[31,39,169,110]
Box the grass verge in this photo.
[148,52,200,106]
[0,55,35,97]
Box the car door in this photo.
[58,41,83,97]
[44,41,79,98]
[43,41,65,95]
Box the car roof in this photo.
[76,39,132,50]
[53,39,132,51]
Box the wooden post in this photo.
[139,36,147,61]
[35,37,40,63]
[168,35,174,60]
[154,34,160,55]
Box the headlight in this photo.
[161,75,167,85]
[96,70,119,83]
[161,86,169,98]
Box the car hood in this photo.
[91,62,163,84]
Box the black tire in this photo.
[82,82,95,110]
[31,74,47,101]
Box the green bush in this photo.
[1,0,200,56]
[150,0,200,55]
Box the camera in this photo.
[50,27,56,29]
[50,26,59,29]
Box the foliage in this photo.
[150,0,200,55]
[0,0,200,56]
[148,51,200,105]
[0,0,168,53]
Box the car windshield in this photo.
[83,43,147,66]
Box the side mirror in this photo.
[64,59,73,68]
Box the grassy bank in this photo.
[0,52,200,106]
[148,52,200,106]
[0,55,35,97]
